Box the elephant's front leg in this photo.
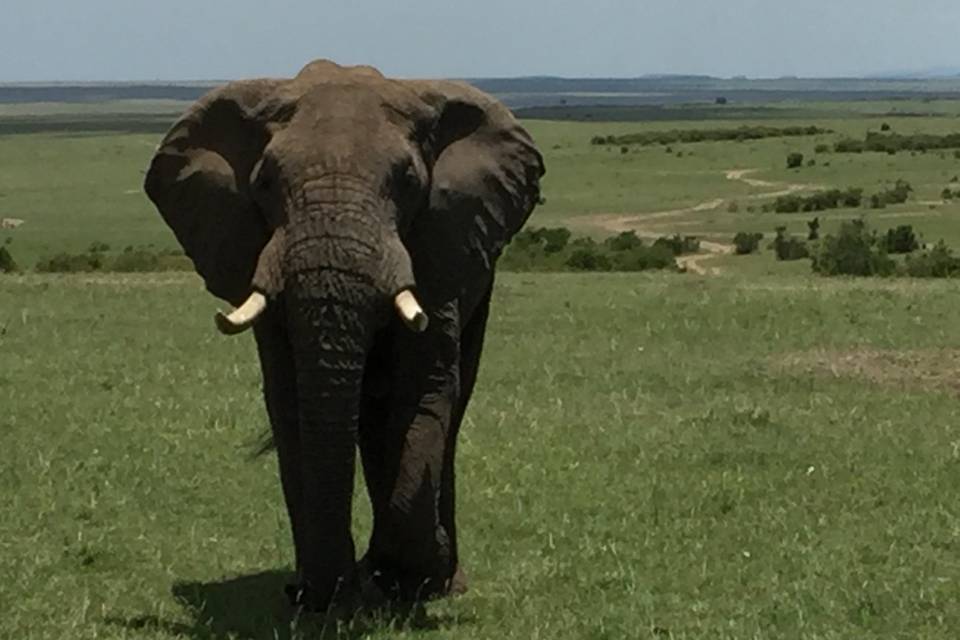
[362,300,461,601]
[253,310,305,581]
[440,283,494,596]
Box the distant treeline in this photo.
[591,125,831,147]
[835,131,960,153]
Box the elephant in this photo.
[143,59,544,610]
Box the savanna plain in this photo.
[3,97,960,638]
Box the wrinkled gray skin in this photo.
[144,60,544,610]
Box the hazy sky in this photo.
[1,0,957,81]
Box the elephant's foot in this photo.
[359,554,468,603]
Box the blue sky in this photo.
[1,0,957,81]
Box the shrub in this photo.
[604,231,645,252]
[111,250,161,272]
[880,122,891,131]
[812,220,895,276]
[502,229,677,272]
[835,138,865,153]
[33,246,191,274]
[727,201,739,213]
[869,179,912,209]
[510,227,571,254]
[787,152,804,169]
[773,227,810,261]
[774,187,862,213]
[652,234,700,256]
[807,217,821,241]
[882,225,919,254]
[733,231,763,255]
[814,144,830,153]
[942,188,954,200]
[0,246,18,273]
[609,244,675,271]
[566,246,612,271]
[35,252,103,273]
[537,227,572,253]
[903,241,960,277]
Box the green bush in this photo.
[773,227,810,261]
[33,245,192,274]
[652,234,700,256]
[566,246,612,271]
[502,228,677,273]
[881,225,919,254]
[812,220,895,276]
[774,187,862,213]
[604,231,645,252]
[35,252,104,273]
[609,244,675,271]
[733,232,763,255]
[0,246,18,273]
[903,241,960,278]
[786,152,804,169]
[111,250,161,272]
[869,180,912,209]
[814,143,830,153]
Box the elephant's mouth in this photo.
[215,287,428,335]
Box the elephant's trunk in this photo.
[277,198,424,605]
[286,270,369,605]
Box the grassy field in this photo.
[4,99,960,271]
[5,99,960,638]
[4,271,960,638]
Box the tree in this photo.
[807,217,820,241]
[787,152,804,169]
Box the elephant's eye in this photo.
[399,163,420,192]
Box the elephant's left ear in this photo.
[404,80,545,299]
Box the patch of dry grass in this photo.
[778,347,960,394]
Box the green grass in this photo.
[3,271,960,638]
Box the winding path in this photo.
[572,168,817,275]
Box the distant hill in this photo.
[3,76,960,110]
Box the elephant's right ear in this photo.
[144,79,286,305]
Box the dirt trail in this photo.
[572,168,816,275]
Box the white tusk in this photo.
[214,292,267,335]
[394,290,429,333]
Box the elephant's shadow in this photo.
[110,569,469,639]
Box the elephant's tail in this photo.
[248,429,276,459]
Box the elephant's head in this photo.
[144,60,543,603]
